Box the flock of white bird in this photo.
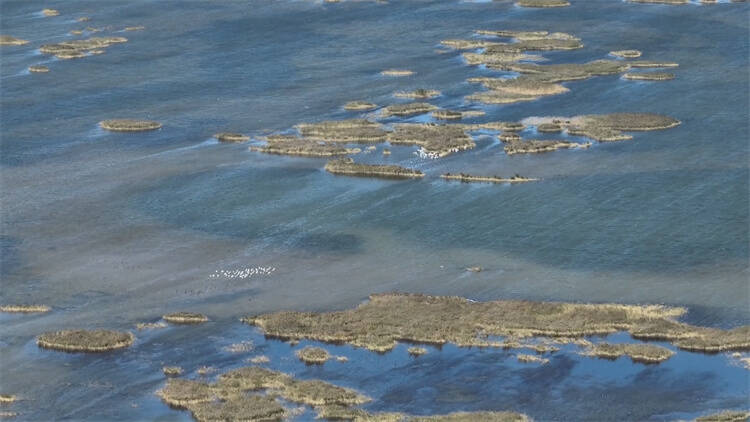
[208,266,276,279]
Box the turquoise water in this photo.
[1,0,748,420]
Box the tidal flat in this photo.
[1,0,748,420]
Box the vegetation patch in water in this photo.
[441,173,538,184]
[516,0,570,7]
[42,8,60,16]
[296,119,387,143]
[345,101,378,111]
[524,113,680,142]
[0,36,29,46]
[245,293,750,353]
[163,312,208,324]
[325,158,424,179]
[296,346,332,364]
[394,89,441,99]
[381,69,414,76]
[387,124,475,157]
[28,65,50,73]
[99,119,161,132]
[41,36,127,59]
[381,103,438,117]
[695,411,750,422]
[408,346,428,356]
[252,139,360,157]
[623,72,675,81]
[504,139,590,155]
[37,329,134,352]
[628,60,679,68]
[610,49,642,58]
[1,304,50,313]
[583,342,675,363]
[214,132,249,143]
[517,354,549,364]
[0,395,16,404]
[628,0,688,4]
[163,366,184,377]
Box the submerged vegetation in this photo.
[325,158,424,179]
[523,113,680,142]
[246,293,750,354]
[37,330,134,352]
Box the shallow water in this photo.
[1,0,748,420]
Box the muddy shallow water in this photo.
[1,0,748,420]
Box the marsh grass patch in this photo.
[37,329,134,352]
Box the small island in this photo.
[37,329,135,352]
[325,158,424,179]
[441,173,538,184]
[100,119,161,132]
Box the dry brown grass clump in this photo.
[1,304,50,313]
[498,132,522,142]
[345,101,378,111]
[695,411,750,422]
[517,0,570,6]
[325,158,424,179]
[37,330,134,352]
[248,355,270,364]
[283,379,369,406]
[29,65,50,73]
[246,293,749,354]
[381,69,414,76]
[583,342,674,363]
[0,395,16,404]
[163,366,184,377]
[381,103,438,117]
[611,50,642,58]
[394,89,441,99]
[623,72,675,81]
[432,110,464,120]
[100,119,161,132]
[163,312,208,324]
[441,173,538,184]
[408,347,428,356]
[387,123,475,157]
[214,133,249,143]
[0,36,29,46]
[42,8,60,16]
[296,346,332,364]
[296,119,387,143]
[504,139,590,155]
